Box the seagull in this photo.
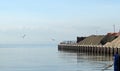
[22,34,26,38]
[51,38,55,41]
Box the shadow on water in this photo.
[58,49,114,71]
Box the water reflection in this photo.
[58,50,114,71]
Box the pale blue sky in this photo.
[0,0,120,44]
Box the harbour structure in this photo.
[58,32,120,55]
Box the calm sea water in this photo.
[0,44,113,71]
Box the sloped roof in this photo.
[78,35,104,45]
[104,36,120,47]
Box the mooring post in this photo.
[118,48,120,55]
[108,47,110,55]
[92,46,94,54]
[101,46,103,55]
[81,46,83,52]
[85,46,86,52]
[87,46,88,54]
[93,46,95,55]
[96,46,98,55]
[97,46,99,55]
[113,47,115,56]
[105,47,107,55]
[98,46,100,55]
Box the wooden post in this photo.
[113,47,114,55]
[108,47,110,55]
[118,48,120,55]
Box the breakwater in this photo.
[58,44,120,55]
[58,33,120,56]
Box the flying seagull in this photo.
[22,34,26,38]
[51,38,55,41]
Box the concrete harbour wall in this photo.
[58,44,120,55]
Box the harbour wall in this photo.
[58,44,120,55]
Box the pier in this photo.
[58,33,120,56]
[58,44,120,55]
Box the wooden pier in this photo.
[58,44,120,55]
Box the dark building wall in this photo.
[78,35,104,45]
[100,34,118,45]
[77,37,86,43]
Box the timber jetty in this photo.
[58,32,120,55]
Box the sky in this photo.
[0,0,120,44]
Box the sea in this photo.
[0,44,113,71]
